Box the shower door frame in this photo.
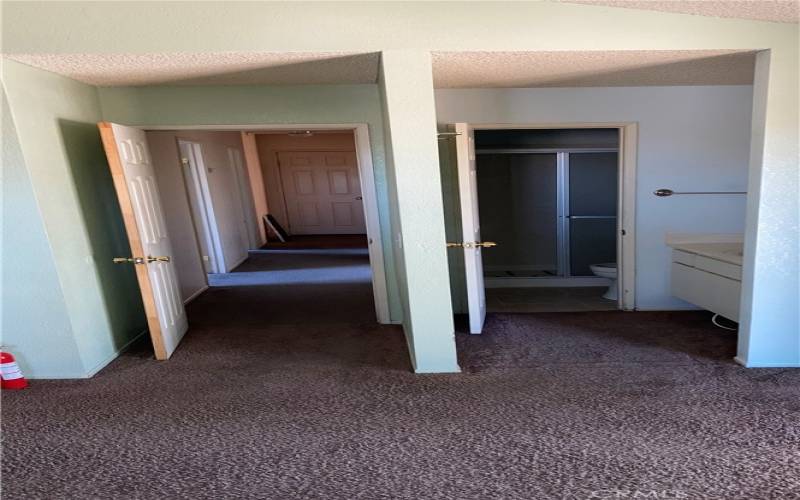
[471,122,638,311]
[560,149,621,279]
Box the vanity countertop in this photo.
[667,241,743,266]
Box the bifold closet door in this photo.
[567,152,618,276]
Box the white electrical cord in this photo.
[712,313,738,331]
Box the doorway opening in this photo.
[100,122,389,360]
[448,122,636,334]
[475,128,621,312]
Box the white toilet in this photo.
[590,262,618,300]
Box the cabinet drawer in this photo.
[671,262,741,321]
[695,255,742,281]
[672,250,696,267]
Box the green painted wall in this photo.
[2,90,84,377]
[378,51,459,373]
[2,60,145,377]
[97,84,403,323]
[2,1,797,369]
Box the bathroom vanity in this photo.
[668,240,743,322]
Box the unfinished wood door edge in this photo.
[98,122,168,360]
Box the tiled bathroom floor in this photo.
[486,286,619,313]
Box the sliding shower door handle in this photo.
[565,215,617,219]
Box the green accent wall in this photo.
[97,84,403,323]
[2,90,83,377]
[378,51,459,373]
[2,60,146,377]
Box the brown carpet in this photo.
[3,249,799,499]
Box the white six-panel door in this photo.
[99,122,189,360]
[455,123,487,334]
[278,151,366,235]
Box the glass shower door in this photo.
[477,153,559,278]
[566,152,618,276]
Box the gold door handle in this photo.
[147,256,171,263]
[113,257,145,264]
[446,242,497,249]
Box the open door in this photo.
[454,123,490,334]
[99,122,189,360]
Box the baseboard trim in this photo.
[84,328,149,378]
[734,356,800,368]
[634,305,701,311]
[184,285,209,305]
[227,254,249,273]
[414,362,462,374]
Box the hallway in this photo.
[203,247,379,326]
[189,242,408,367]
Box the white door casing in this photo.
[455,123,487,334]
[278,151,367,235]
[99,122,189,359]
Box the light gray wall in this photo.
[436,85,753,311]
[147,130,250,303]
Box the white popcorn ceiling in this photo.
[3,52,381,87]
[560,0,799,23]
[431,50,756,88]
[6,49,756,88]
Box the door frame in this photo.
[143,123,391,324]
[465,122,637,311]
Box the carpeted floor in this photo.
[3,247,799,499]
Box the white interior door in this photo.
[99,122,189,360]
[228,147,258,249]
[179,140,223,274]
[278,151,366,235]
[455,123,487,334]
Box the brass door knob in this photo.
[113,257,145,264]
[446,242,497,249]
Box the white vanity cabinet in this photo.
[669,245,742,322]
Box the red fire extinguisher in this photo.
[1,351,28,390]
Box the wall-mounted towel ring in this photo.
[654,188,747,197]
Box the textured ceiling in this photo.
[560,0,799,23]
[3,52,380,87]
[5,50,757,88]
[431,50,756,88]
